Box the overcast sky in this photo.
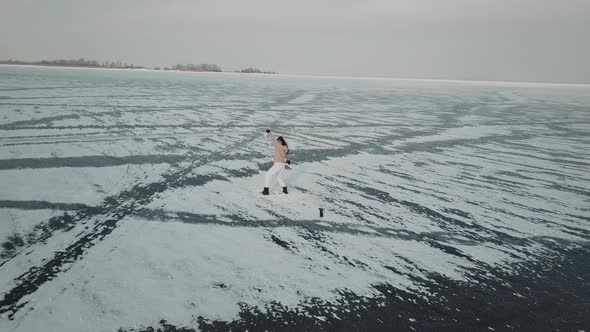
[1,0,589,83]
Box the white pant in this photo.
[265,162,286,188]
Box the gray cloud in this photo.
[1,0,589,83]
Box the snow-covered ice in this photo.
[0,66,589,331]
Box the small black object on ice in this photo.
[319,208,324,217]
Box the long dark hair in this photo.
[277,136,289,154]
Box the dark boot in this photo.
[262,187,270,195]
[282,187,288,194]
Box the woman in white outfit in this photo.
[262,130,289,195]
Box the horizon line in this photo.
[1,63,589,87]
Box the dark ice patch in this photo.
[0,154,185,170]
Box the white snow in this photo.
[1,66,588,331]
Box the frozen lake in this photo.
[0,66,589,331]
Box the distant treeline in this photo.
[0,58,277,74]
[0,58,144,69]
[235,67,278,74]
[168,63,221,72]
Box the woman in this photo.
[262,130,289,195]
